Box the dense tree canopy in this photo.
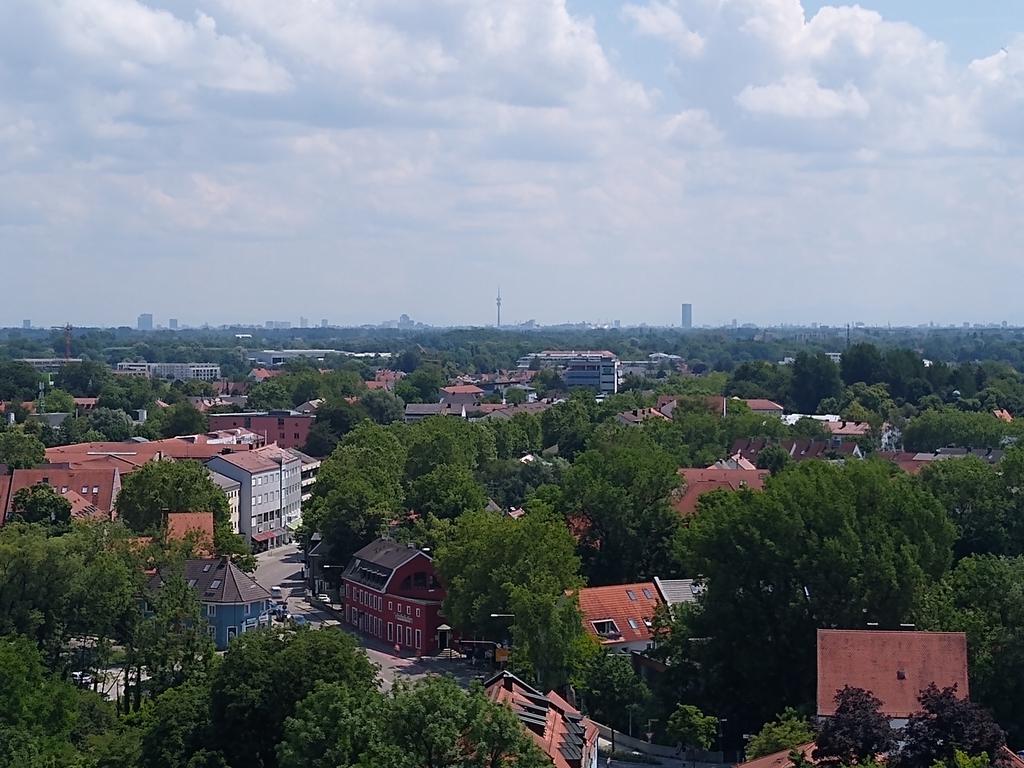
[116,460,230,533]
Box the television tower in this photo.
[496,287,502,328]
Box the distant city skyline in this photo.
[2,2,1024,324]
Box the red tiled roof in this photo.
[736,743,817,768]
[575,582,662,647]
[825,421,871,437]
[249,367,284,381]
[673,468,769,516]
[166,512,215,548]
[485,672,599,768]
[441,384,484,395]
[994,409,1013,423]
[365,380,388,390]
[4,468,121,518]
[744,398,785,412]
[817,629,969,718]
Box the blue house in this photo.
[148,557,273,650]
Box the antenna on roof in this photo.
[496,287,502,329]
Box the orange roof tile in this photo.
[817,629,969,718]
[5,468,121,517]
[575,582,662,647]
[674,468,769,516]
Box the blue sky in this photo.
[1,1,1023,328]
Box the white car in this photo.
[71,671,94,687]
[271,586,283,599]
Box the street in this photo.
[255,544,479,690]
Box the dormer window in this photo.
[592,619,620,636]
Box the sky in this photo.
[2,1,1024,329]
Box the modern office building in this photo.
[205,445,303,551]
[21,320,30,329]
[168,318,179,330]
[681,303,693,329]
[563,353,620,395]
[115,361,221,381]
[15,358,83,374]
[206,411,314,450]
[137,313,154,331]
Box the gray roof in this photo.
[653,577,703,606]
[285,447,320,467]
[208,470,241,491]
[343,538,427,590]
[149,558,272,605]
[405,403,445,415]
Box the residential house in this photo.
[205,445,303,550]
[207,411,314,450]
[147,557,273,650]
[208,471,241,533]
[730,438,862,464]
[0,467,121,525]
[403,403,466,423]
[817,629,969,726]
[574,582,663,653]
[995,409,1013,423]
[653,577,703,611]
[673,467,769,517]
[615,408,671,426]
[439,384,484,407]
[485,671,599,768]
[341,538,447,656]
[880,447,1005,475]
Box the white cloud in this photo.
[737,76,870,119]
[0,0,1022,326]
[622,1,704,57]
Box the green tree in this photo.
[42,387,76,413]
[919,458,1012,559]
[133,570,215,699]
[745,708,816,759]
[55,360,114,398]
[406,463,487,520]
[138,679,219,768]
[540,396,593,460]
[579,652,651,733]
[0,429,44,470]
[402,416,496,482]
[436,506,583,637]
[841,343,884,386]
[791,352,842,413]
[372,677,550,768]
[156,402,208,438]
[504,387,527,405]
[85,407,134,441]
[667,704,717,751]
[672,460,955,735]
[116,460,230,533]
[277,681,384,768]
[302,422,406,567]
[0,360,42,401]
[896,685,1004,768]
[9,484,72,528]
[394,365,444,404]
[814,687,895,765]
[0,636,83,767]
[902,409,1016,453]
[361,389,405,425]
[755,444,792,474]
[917,555,1024,743]
[560,428,681,585]
[209,628,377,768]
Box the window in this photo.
[415,629,422,649]
[416,608,421,618]
[642,588,653,600]
[244,603,250,615]
[627,618,639,630]
[387,623,394,641]
[626,589,637,601]
[187,579,197,587]
[405,626,412,646]
[294,433,300,439]
[388,601,393,611]
[202,563,212,573]
[591,619,619,636]
[81,485,89,494]
[92,485,100,494]
[210,579,222,589]
[207,604,216,617]
[207,625,216,637]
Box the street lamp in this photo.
[490,613,515,669]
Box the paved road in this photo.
[254,544,479,690]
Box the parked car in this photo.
[291,615,308,627]
[271,586,283,599]
[71,671,94,687]
[315,593,331,603]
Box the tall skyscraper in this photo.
[21,320,30,329]
[320,319,328,328]
[137,313,154,331]
[681,303,692,329]
[168,318,179,330]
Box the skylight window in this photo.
[626,590,637,601]
[642,588,653,599]
[210,579,222,589]
[628,618,639,630]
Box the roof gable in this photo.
[575,582,663,646]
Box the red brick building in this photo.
[341,538,447,655]
[207,411,314,450]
